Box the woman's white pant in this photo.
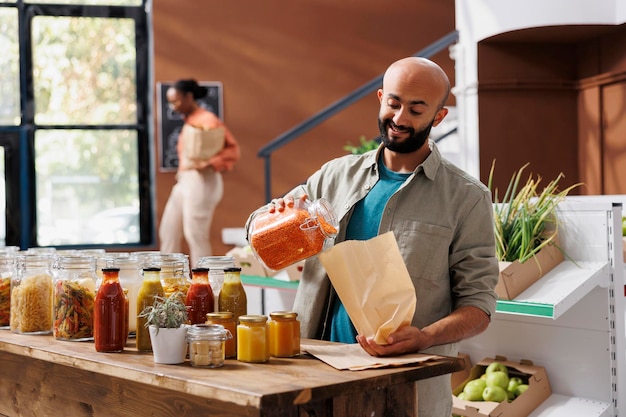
[159,168,223,267]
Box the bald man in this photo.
[256,57,498,416]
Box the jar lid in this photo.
[206,311,234,320]
[269,311,298,320]
[223,267,241,273]
[238,314,268,324]
[197,256,235,269]
[186,324,230,340]
[192,267,210,273]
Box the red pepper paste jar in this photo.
[94,268,126,352]
[248,197,338,271]
[185,267,214,325]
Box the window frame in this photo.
[0,0,155,249]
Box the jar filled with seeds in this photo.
[248,196,338,271]
[186,324,231,368]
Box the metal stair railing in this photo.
[258,30,459,202]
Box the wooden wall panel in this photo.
[152,0,456,257]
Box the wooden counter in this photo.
[0,330,462,417]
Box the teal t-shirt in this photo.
[328,160,411,343]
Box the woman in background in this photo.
[159,79,240,266]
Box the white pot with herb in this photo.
[138,291,189,364]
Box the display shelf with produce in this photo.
[459,198,625,417]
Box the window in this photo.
[0,0,153,249]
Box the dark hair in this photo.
[173,79,208,100]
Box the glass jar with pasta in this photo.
[0,250,17,329]
[52,255,98,341]
[11,253,54,335]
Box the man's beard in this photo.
[378,117,434,154]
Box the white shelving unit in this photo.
[459,198,625,417]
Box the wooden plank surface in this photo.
[0,331,462,416]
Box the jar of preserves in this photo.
[197,255,235,309]
[186,324,231,368]
[268,311,300,358]
[206,311,236,358]
[52,255,98,341]
[186,267,214,324]
[0,251,16,329]
[248,196,338,271]
[218,267,247,322]
[237,315,269,363]
[136,267,164,351]
[94,268,126,352]
[141,253,189,301]
[10,253,54,335]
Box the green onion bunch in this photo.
[488,162,580,263]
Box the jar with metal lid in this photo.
[237,315,269,363]
[268,311,300,358]
[186,324,231,368]
[248,196,339,271]
[10,253,54,334]
[94,268,126,352]
[186,267,214,324]
[218,267,247,322]
[206,311,236,358]
[136,267,164,351]
[0,250,16,329]
[52,255,98,341]
[197,255,235,308]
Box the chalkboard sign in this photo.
[157,81,223,171]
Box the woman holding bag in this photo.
[159,79,240,266]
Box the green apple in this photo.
[457,392,467,400]
[486,371,509,390]
[514,384,529,397]
[622,216,626,236]
[507,376,523,393]
[507,390,516,401]
[463,379,486,401]
[482,386,508,402]
[485,361,509,376]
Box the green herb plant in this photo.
[488,161,581,263]
[343,135,380,155]
[138,291,188,332]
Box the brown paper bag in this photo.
[319,231,416,345]
[183,125,225,160]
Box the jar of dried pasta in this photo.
[11,253,54,335]
[186,324,231,368]
[0,250,16,329]
[52,255,98,341]
[248,197,338,271]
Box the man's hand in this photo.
[268,194,308,213]
[356,326,432,357]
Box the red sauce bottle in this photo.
[94,268,126,352]
[185,267,214,324]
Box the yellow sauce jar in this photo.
[268,311,300,358]
[206,311,237,358]
[237,315,269,363]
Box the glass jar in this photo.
[197,255,235,309]
[268,311,300,358]
[52,255,98,341]
[136,267,164,351]
[0,251,16,329]
[218,267,247,322]
[248,197,338,271]
[237,314,269,363]
[94,268,126,352]
[186,324,231,368]
[186,267,214,324]
[10,253,54,335]
[206,311,236,358]
[141,253,189,300]
[108,254,142,334]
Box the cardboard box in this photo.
[495,240,563,300]
[450,353,472,389]
[227,246,269,277]
[271,260,304,282]
[452,356,551,417]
